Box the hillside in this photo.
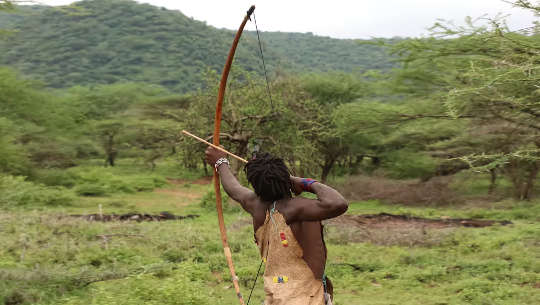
[0,0,394,93]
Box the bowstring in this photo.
[246,259,264,305]
[253,12,275,112]
[245,16,277,305]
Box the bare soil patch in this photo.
[324,213,511,246]
[70,212,199,222]
[327,213,512,229]
[337,175,459,205]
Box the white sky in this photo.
[36,0,538,39]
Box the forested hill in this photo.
[0,0,393,93]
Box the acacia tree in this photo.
[0,0,32,10]
[125,119,181,170]
[91,120,123,167]
[300,73,367,181]
[180,69,316,176]
[389,1,540,199]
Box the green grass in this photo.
[1,163,539,305]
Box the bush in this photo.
[199,189,240,213]
[382,149,438,179]
[0,175,75,208]
[70,167,168,196]
[73,139,102,159]
[26,137,78,169]
[74,183,108,196]
[61,268,211,305]
[0,118,33,176]
[34,169,78,187]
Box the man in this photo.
[205,147,348,305]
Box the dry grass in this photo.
[325,222,456,247]
[324,214,460,247]
[337,175,460,205]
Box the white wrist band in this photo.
[214,158,230,171]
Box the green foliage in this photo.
[68,83,165,121]
[249,32,395,74]
[26,135,79,169]
[34,169,78,187]
[70,167,168,196]
[0,0,393,93]
[0,190,539,305]
[60,269,211,305]
[0,175,75,207]
[382,149,438,179]
[199,189,240,213]
[0,67,77,132]
[301,72,366,105]
[386,4,540,197]
[0,117,32,176]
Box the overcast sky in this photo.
[37,0,538,39]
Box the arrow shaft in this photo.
[181,130,248,164]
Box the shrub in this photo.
[199,189,240,212]
[26,137,78,169]
[70,167,168,196]
[73,139,102,159]
[382,149,438,179]
[74,183,108,196]
[34,169,78,187]
[0,118,32,176]
[161,249,186,263]
[0,175,75,208]
[61,269,211,305]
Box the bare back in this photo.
[250,197,327,280]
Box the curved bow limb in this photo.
[213,5,255,305]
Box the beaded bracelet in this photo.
[301,178,317,192]
[214,158,230,171]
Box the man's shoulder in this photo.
[245,194,268,215]
[277,197,309,223]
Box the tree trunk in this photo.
[202,158,208,176]
[521,162,539,200]
[107,152,116,167]
[321,156,336,183]
[488,168,497,194]
[350,155,363,175]
[104,134,116,167]
[232,140,248,176]
[506,160,539,200]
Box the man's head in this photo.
[244,152,292,203]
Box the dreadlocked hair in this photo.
[244,152,292,203]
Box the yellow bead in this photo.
[283,276,288,282]
[263,258,267,263]
[282,240,288,245]
[273,276,278,283]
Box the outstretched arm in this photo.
[205,146,257,214]
[284,177,348,222]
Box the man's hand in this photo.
[290,176,304,195]
[205,146,227,166]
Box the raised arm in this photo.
[284,177,348,222]
[205,146,257,214]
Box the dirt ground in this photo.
[326,213,511,229]
[323,213,512,246]
[70,212,199,222]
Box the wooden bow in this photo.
[213,5,255,305]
